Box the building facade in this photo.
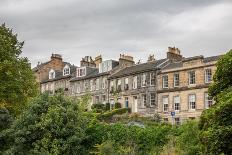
[157,54,220,124]
[33,47,221,123]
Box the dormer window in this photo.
[63,65,70,76]
[76,67,86,77]
[49,69,55,79]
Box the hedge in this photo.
[98,108,131,121]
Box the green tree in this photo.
[208,49,232,100]
[175,121,202,155]
[1,92,89,154]
[199,50,232,155]
[0,23,38,114]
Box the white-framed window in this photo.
[205,69,212,83]
[150,93,155,106]
[76,67,86,77]
[205,93,213,109]
[188,71,196,85]
[110,80,114,92]
[76,83,80,93]
[133,76,137,89]
[150,73,155,86]
[95,96,100,104]
[175,117,180,125]
[49,69,55,79]
[84,80,89,91]
[102,77,107,89]
[142,94,146,107]
[173,73,179,87]
[117,79,121,91]
[189,94,196,110]
[141,73,146,87]
[162,75,168,88]
[90,80,94,91]
[163,96,169,112]
[174,96,180,111]
[96,78,100,90]
[102,95,106,104]
[124,78,129,90]
[63,65,70,76]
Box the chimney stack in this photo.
[147,54,155,62]
[80,56,96,67]
[94,55,102,68]
[119,54,134,68]
[167,47,183,61]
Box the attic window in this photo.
[63,65,70,76]
[49,69,55,79]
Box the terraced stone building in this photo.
[33,47,221,123]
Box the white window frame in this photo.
[49,69,55,79]
[133,76,137,89]
[102,77,107,89]
[76,67,86,77]
[189,94,196,110]
[205,68,212,83]
[117,79,121,90]
[125,77,129,90]
[96,78,100,90]
[142,94,146,107]
[174,96,180,111]
[63,65,70,76]
[141,73,146,87]
[205,93,213,109]
[162,75,168,88]
[188,71,196,85]
[173,73,179,87]
[110,80,114,92]
[150,93,155,107]
[150,73,155,86]
[163,96,169,112]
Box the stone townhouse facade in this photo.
[33,47,221,122]
[157,54,220,124]
[33,54,77,95]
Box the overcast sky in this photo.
[1,0,232,67]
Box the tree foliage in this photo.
[200,50,232,155]
[209,49,232,99]
[1,92,89,154]
[0,23,38,114]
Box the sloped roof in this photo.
[162,55,221,70]
[108,59,167,79]
[41,64,77,83]
[203,55,222,63]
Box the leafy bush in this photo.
[115,102,121,109]
[0,93,89,154]
[175,121,202,155]
[92,123,173,154]
[91,103,105,113]
[98,108,130,121]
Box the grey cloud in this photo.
[0,0,231,67]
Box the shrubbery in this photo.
[97,108,130,121]
[0,92,89,154]
[114,102,121,109]
[91,103,105,113]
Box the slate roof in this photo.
[203,55,222,63]
[108,59,167,79]
[32,61,50,72]
[41,64,77,83]
[163,55,221,70]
